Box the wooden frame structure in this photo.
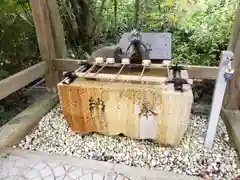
[221,6,240,153]
[0,0,240,151]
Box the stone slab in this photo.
[118,32,172,60]
[0,148,203,180]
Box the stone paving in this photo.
[0,148,202,180]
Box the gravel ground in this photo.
[18,104,240,180]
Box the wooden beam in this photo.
[46,0,67,59]
[223,36,240,109]
[54,58,219,80]
[30,0,59,92]
[186,65,218,80]
[0,62,46,100]
[228,6,240,51]
[221,108,240,156]
[224,6,240,109]
[53,58,83,71]
[46,0,67,81]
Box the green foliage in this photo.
[0,0,239,77]
[172,0,238,65]
[0,0,38,125]
[98,0,238,66]
[0,0,39,80]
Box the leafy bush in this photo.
[0,0,39,80]
[172,0,238,65]
[99,0,238,66]
[0,0,239,76]
[0,0,38,125]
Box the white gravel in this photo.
[18,104,240,179]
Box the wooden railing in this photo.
[0,0,65,101]
[0,62,46,100]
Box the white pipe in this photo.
[204,51,234,149]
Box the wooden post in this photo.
[30,0,67,92]
[205,51,234,149]
[228,6,240,52]
[223,6,240,109]
[46,0,67,58]
[223,37,240,109]
[46,0,68,82]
